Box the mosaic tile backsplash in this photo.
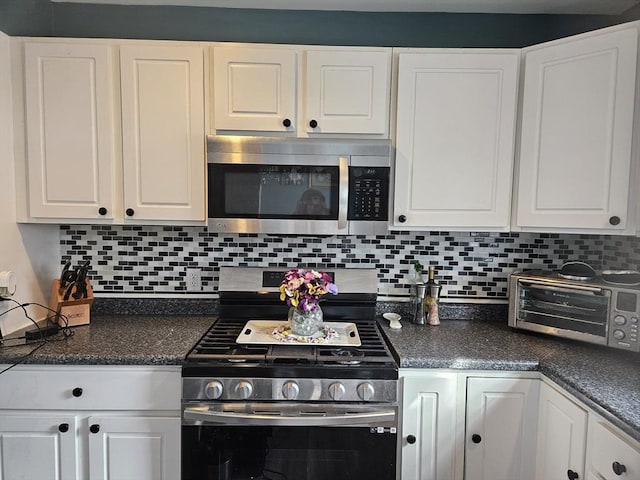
[60,226,639,299]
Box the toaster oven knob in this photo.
[328,382,346,400]
[614,315,627,326]
[613,329,626,340]
[204,380,223,399]
[235,381,253,400]
[282,381,300,400]
[357,382,375,401]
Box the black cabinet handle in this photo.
[72,387,83,397]
[609,216,621,226]
[90,424,100,434]
[282,118,291,127]
[471,434,482,444]
[98,207,107,216]
[406,435,416,444]
[612,461,627,476]
[398,215,407,223]
[567,469,579,479]
[309,119,318,128]
[126,208,135,217]
[58,423,69,433]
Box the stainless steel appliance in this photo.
[207,136,391,235]
[182,267,399,480]
[509,270,640,352]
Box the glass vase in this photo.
[288,306,323,336]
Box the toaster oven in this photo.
[508,271,639,352]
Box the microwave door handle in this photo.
[338,156,349,230]
[518,279,604,295]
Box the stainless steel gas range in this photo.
[181,267,398,480]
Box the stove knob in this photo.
[357,382,375,401]
[328,382,346,401]
[282,381,300,400]
[234,381,253,400]
[204,380,223,400]
[613,329,626,340]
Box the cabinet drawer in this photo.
[587,419,640,479]
[0,365,180,411]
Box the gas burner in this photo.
[331,348,365,365]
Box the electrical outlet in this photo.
[186,268,202,292]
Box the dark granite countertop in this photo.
[379,316,640,443]
[0,303,637,444]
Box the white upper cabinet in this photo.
[120,45,205,222]
[213,46,297,132]
[393,50,519,230]
[304,49,390,134]
[24,43,117,220]
[515,25,638,232]
[211,44,391,137]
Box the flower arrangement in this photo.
[279,268,338,312]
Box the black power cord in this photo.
[0,299,74,375]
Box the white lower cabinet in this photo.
[464,377,539,480]
[0,413,80,480]
[0,365,181,480]
[586,417,640,480]
[400,371,458,480]
[536,382,587,480]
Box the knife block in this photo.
[49,279,94,327]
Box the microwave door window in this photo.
[211,165,339,220]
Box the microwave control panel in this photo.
[609,290,639,351]
[348,167,389,221]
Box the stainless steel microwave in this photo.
[509,271,639,352]
[206,136,391,235]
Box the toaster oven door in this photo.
[514,279,611,344]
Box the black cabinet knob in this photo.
[282,118,291,127]
[398,215,407,223]
[609,216,621,226]
[72,387,83,397]
[612,461,627,475]
[126,208,135,217]
[90,424,100,434]
[406,434,416,444]
[471,434,482,444]
[309,119,318,128]
[98,207,107,216]
[58,423,69,433]
[567,469,579,479]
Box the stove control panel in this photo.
[184,377,397,403]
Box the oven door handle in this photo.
[518,279,605,295]
[183,406,395,426]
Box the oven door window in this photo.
[209,164,340,220]
[182,425,396,480]
[518,282,610,336]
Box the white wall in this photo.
[0,31,59,336]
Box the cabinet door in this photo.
[465,377,539,480]
[213,46,297,132]
[536,383,587,480]
[517,27,638,231]
[401,371,458,480]
[305,49,390,134]
[120,45,205,222]
[585,418,640,480]
[88,416,180,480]
[394,52,519,229]
[0,414,79,480]
[24,42,116,220]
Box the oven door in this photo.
[514,279,611,344]
[208,155,348,235]
[182,402,397,480]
